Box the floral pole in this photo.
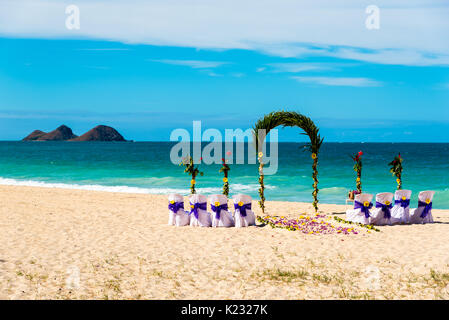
[180,156,203,194]
[389,153,403,190]
[351,151,363,193]
[311,152,319,212]
[258,152,266,213]
[219,157,230,196]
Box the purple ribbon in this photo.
[190,202,207,219]
[168,201,184,213]
[418,201,433,218]
[395,198,410,208]
[234,203,252,217]
[211,203,228,219]
[354,201,373,218]
[375,201,393,219]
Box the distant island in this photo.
[22,125,127,142]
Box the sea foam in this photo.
[0,177,274,196]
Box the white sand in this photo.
[1,185,448,299]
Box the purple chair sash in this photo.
[418,201,433,218]
[234,203,252,217]
[190,202,207,219]
[354,201,373,218]
[168,201,184,213]
[375,201,393,219]
[211,203,228,220]
[395,198,410,208]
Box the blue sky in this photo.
[0,0,448,142]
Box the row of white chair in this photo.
[346,190,435,226]
[168,193,256,228]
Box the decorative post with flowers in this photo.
[180,156,203,194]
[258,152,266,213]
[389,153,403,190]
[311,152,319,212]
[351,151,363,193]
[219,157,230,196]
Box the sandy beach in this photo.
[1,185,448,300]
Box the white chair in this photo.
[370,192,394,226]
[189,194,212,227]
[410,191,435,224]
[232,194,256,228]
[346,193,374,225]
[209,194,234,228]
[391,190,412,224]
[168,193,190,226]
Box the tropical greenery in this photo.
[253,111,324,213]
[219,157,230,196]
[180,156,203,194]
[351,151,363,193]
[389,153,403,190]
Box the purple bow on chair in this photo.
[234,203,252,217]
[211,203,228,219]
[395,198,410,208]
[375,201,393,219]
[168,202,184,213]
[190,202,207,219]
[354,201,373,218]
[418,201,433,218]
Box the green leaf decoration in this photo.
[252,111,324,213]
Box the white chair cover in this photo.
[391,190,412,224]
[345,193,374,225]
[168,193,190,226]
[209,194,234,228]
[232,194,256,228]
[370,192,394,226]
[410,191,435,224]
[189,194,212,227]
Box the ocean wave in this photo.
[99,176,182,186]
[319,187,348,194]
[0,177,190,195]
[0,177,275,196]
[231,183,276,191]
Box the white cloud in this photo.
[291,76,382,87]
[1,0,448,66]
[206,71,222,77]
[150,59,227,69]
[267,63,337,73]
[231,72,245,78]
[327,48,449,66]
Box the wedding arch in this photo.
[253,111,324,213]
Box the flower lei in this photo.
[333,216,380,232]
[180,156,204,194]
[257,214,366,235]
[351,151,363,193]
[388,153,403,190]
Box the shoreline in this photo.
[1,185,448,299]
[1,179,448,210]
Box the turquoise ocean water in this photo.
[0,142,448,209]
